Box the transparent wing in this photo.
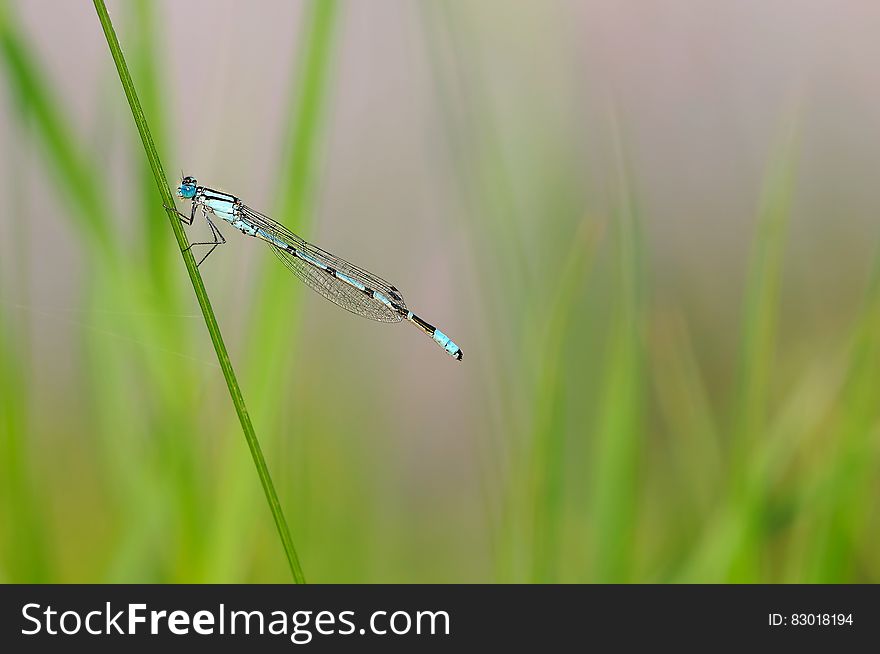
[271,248,403,322]
[240,205,406,323]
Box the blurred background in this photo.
[1,0,879,583]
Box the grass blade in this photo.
[0,1,111,253]
[588,115,645,583]
[91,0,305,583]
[725,123,798,581]
[127,0,177,290]
[276,0,340,228]
[805,249,880,581]
[529,221,600,582]
[731,126,798,453]
[201,0,341,582]
[243,0,340,390]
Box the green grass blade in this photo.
[91,0,305,583]
[731,127,798,453]
[201,0,341,582]
[241,0,340,398]
[804,249,880,581]
[0,1,111,253]
[276,0,340,228]
[650,312,722,513]
[725,124,798,581]
[588,115,645,583]
[529,221,599,582]
[0,308,51,582]
[127,0,176,289]
[245,0,340,376]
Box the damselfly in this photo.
[168,176,462,361]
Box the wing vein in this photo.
[241,205,406,323]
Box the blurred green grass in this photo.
[1,0,879,583]
[93,0,305,582]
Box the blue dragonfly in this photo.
[167,176,462,361]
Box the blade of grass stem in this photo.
[805,250,880,581]
[649,311,722,516]
[731,126,798,456]
[725,123,798,581]
[0,115,52,581]
[91,0,305,583]
[202,0,341,582]
[0,1,112,253]
[529,220,599,582]
[0,308,52,581]
[589,114,644,583]
[0,19,188,579]
[127,0,176,290]
[242,0,340,400]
